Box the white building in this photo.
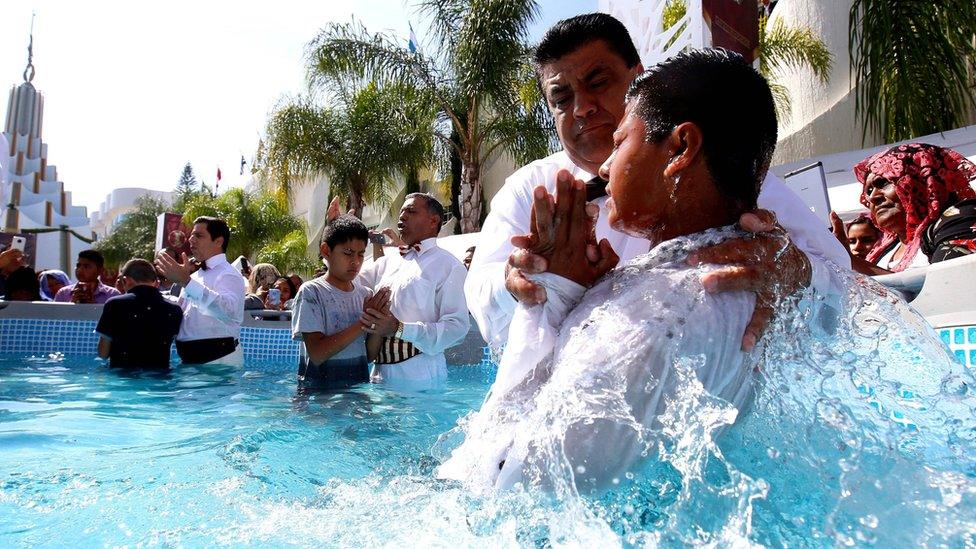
[90,187,173,238]
[0,49,92,272]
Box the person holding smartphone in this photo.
[53,250,121,304]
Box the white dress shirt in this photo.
[359,237,470,384]
[177,253,246,342]
[438,227,757,490]
[464,150,851,347]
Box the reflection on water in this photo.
[2,262,976,545]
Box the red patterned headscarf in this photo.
[855,143,976,271]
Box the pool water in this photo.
[0,356,494,546]
[3,272,976,548]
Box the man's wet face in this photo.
[539,40,642,175]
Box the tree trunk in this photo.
[459,159,482,234]
[347,187,365,219]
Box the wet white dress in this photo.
[438,227,758,490]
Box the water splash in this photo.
[435,229,976,546]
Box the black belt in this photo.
[176,337,239,364]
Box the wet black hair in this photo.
[78,249,105,269]
[533,13,641,73]
[320,214,369,249]
[625,48,777,210]
[405,193,446,226]
[193,216,231,252]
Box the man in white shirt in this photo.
[465,13,850,352]
[155,216,246,366]
[359,194,470,386]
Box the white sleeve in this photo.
[758,174,850,299]
[490,272,586,399]
[181,272,245,324]
[401,260,471,355]
[463,172,535,348]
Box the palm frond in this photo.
[453,0,540,100]
[262,99,338,198]
[768,82,793,125]
[760,15,832,84]
[850,0,976,142]
[307,20,439,95]
[416,0,466,65]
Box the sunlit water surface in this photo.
[2,269,976,547]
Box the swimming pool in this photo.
[3,285,976,547]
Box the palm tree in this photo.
[849,0,976,143]
[305,0,554,233]
[262,81,437,218]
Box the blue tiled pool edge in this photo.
[0,317,299,363]
[0,302,494,367]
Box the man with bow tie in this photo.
[358,193,470,386]
[155,216,246,366]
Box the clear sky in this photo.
[0,0,595,214]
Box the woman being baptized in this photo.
[438,48,789,491]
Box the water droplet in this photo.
[766,447,780,459]
[575,465,586,474]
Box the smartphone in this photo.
[10,236,26,252]
[267,288,281,307]
[368,232,387,245]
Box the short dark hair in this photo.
[626,48,777,210]
[78,249,105,269]
[321,214,369,249]
[847,214,880,233]
[193,216,231,252]
[121,259,157,283]
[534,13,640,73]
[405,193,446,225]
[5,266,40,300]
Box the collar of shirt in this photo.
[414,237,438,256]
[202,253,229,270]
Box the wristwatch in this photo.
[394,320,404,340]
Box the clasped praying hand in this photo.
[510,169,619,290]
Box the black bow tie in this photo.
[586,176,609,201]
[193,258,208,271]
[399,244,422,256]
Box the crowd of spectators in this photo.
[831,143,976,275]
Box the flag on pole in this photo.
[408,22,420,54]
[240,155,246,175]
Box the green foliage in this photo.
[262,81,438,217]
[93,195,169,269]
[173,162,204,213]
[256,229,319,275]
[181,187,311,273]
[304,0,555,231]
[662,0,687,49]
[850,0,976,142]
[759,14,832,121]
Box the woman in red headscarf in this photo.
[833,143,976,275]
